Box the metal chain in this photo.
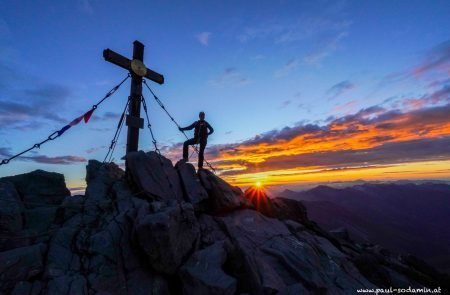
[0,74,130,167]
[103,97,130,163]
[142,80,216,173]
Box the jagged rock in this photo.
[11,281,42,295]
[134,202,200,275]
[0,181,23,233]
[2,165,450,294]
[45,226,81,278]
[126,151,184,201]
[85,160,124,201]
[1,170,70,208]
[198,214,230,247]
[11,281,31,295]
[47,274,88,295]
[198,169,252,213]
[23,207,58,233]
[0,243,47,291]
[175,160,208,210]
[269,197,309,224]
[244,188,308,224]
[180,241,237,295]
[330,227,351,241]
[218,209,375,294]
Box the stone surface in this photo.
[0,181,23,233]
[180,241,237,295]
[198,169,251,213]
[134,201,200,275]
[85,160,124,202]
[1,166,449,294]
[126,151,184,201]
[175,160,209,210]
[23,207,58,233]
[1,170,70,208]
[218,209,376,294]
[0,243,46,291]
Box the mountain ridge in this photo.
[278,183,450,274]
[0,151,448,294]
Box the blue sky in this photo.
[1,0,449,190]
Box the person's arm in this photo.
[179,122,196,131]
[207,122,214,135]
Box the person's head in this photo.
[199,111,205,120]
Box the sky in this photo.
[0,0,449,193]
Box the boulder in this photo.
[1,170,70,208]
[198,169,251,213]
[47,275,88,295]
[175,160,209,210]
[330,227,351,241]
[0,243,46,291]
[269,197,309,224]
[198,214,230,247]
[218,209,374,294]
[180,241,237,295]
[45,227,80,278]
[126,151,183,201]
[23,207,58,233]
[134,202,199,275]
[0,181,23,233]
[85,160,124,202]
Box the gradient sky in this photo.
[1,0,449,192]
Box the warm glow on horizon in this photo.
[220,160,450,188]
[255,181,262,188]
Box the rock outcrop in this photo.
[0,151,448,294]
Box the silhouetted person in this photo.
[179,111,214,169]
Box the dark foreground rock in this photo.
[1,154,449,294]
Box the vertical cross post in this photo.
[103,40,164,171]
[126,41,144,154]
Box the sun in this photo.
[255,181,263,188]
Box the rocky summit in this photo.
[0,151,448,294]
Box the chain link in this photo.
[0,74,130,167]
[142,80,216,173]
[103,97,130,163]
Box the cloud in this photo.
[169,93,450,177]
[279,100,292,109]
[196,32,211,46]
[238,17,351,44]
[23,155,87,165]
[91,111,121,122]
[0,83,71,130]
[331,99,360,114]
[326,80,354,99]
[86,145,107,154]
[413,40,450,76]
[304,31,348,64]
[401,84,450,110]
[228,136,450,175]
[209,68,249,88]
[274,58,299,78]
[0,147,11,158]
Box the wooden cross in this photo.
[103,40,164,159]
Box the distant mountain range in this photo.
[278,183,450,273]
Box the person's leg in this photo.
[183,138,196,160]
[198,140,207,168]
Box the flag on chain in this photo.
[58,108,96,136]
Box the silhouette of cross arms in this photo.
[103,49,164,84]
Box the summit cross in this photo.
[103,40,164,158]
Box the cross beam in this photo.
[103,40,164,161]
